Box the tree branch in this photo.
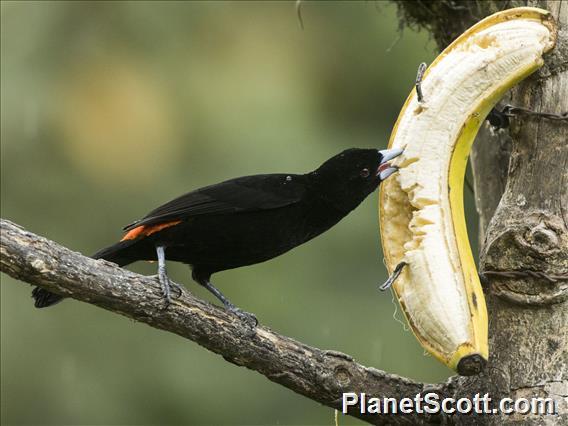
[0,218,450,425]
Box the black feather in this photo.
[32,287,63,308]
[124,174,307,231]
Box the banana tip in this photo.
[457,354,487,376]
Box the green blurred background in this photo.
[1,1,480,424]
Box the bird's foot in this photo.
[195,275,258,327]
[154,274,183,309]
[226,303,258,327]
[154,245,183,309]
[169,281,184,298]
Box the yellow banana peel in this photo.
[379,7,556,375]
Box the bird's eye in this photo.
[360,168,370,178]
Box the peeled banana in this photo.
[379,8,556,375]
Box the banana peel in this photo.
[378,8,556,376]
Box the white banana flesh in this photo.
[379,8,556,375]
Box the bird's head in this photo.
[310,147,403,212]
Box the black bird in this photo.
[32,148,403,322]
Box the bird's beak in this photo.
[377,147,404,180]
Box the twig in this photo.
[501,105,568,122]
[296,0,304,30]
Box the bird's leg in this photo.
[193,273,257,327]
[155,246,183,307]
[205,281,258,327]
[379,261,407,291]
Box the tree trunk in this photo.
[396,0,567,424]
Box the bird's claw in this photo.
[161,278,172,309]
[169,281,184,298]
[228,305,258,327]
[154,274,183,309]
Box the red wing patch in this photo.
[120,220,182,241]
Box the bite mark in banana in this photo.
[378,7,556,376]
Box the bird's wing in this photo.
[123,174,306,231]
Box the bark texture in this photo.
[396,0,568,424]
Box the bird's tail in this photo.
[32,240,140,308]
[91,240,142,266]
